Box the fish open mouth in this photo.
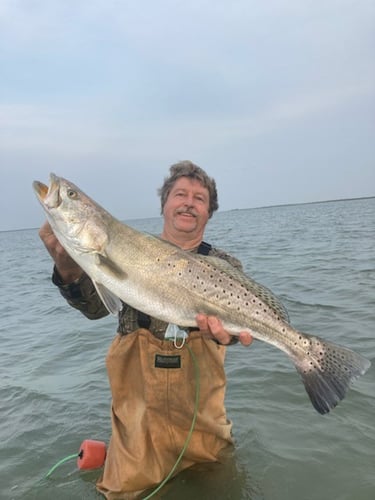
[33,173,61,208]
[32,180,49,201]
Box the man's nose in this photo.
[185,194,195,206]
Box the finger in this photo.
[196,313,209,331]
[239,331,253,346]
[39,220,52,239]
[207,316,231,345]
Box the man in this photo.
[39,161,253,499]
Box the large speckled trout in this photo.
[33,174,370,414]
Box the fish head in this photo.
[33,173,109,254]
[33,173,86,235]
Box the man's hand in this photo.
[39,221,83,283]
[196,313,253,346]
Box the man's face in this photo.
[162,177,210,238]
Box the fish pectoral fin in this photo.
[92,253,126,314]
[93,281,123,315]
[94,253,127,279]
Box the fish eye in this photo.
[67,188,77,199]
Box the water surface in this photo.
[1,198,374,499]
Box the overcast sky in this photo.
[1,0,374,231]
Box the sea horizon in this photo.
[2,195,374,234]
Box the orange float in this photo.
[77,439,107,470]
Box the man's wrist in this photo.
[52,266,81,287]
[52,266,85,300]
[53,266,82,285]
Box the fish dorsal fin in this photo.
[204,255,290,323]
[93,281,123,315]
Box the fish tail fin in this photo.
[292,333,371,414]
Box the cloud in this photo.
[1,75,373,165]
[0,0,374,231]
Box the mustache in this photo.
[176,207,198,217]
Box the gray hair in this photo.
[158,160,219,218]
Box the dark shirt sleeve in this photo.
[52,267,109,320]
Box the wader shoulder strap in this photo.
[137,241,212,328]
[197,240,212,255]
[137,311,152,329]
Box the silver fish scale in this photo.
[170,253,286,332]
[187,254,288,321]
